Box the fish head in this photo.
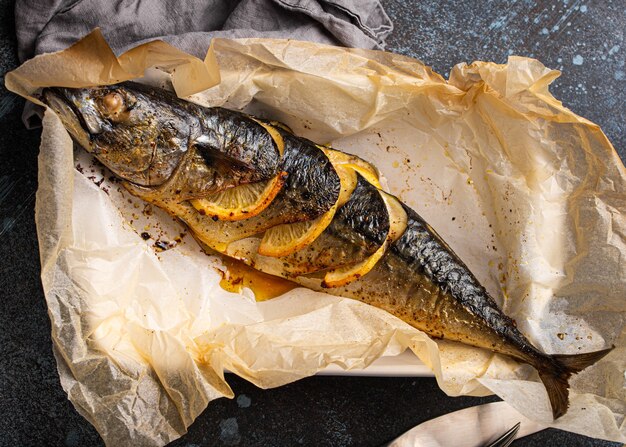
[42,83,193,186]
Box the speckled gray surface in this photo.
[0,1,624,446]
[383,0,625,159]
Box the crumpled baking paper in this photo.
[6,29,626,446]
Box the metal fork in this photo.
[483,422,521,447]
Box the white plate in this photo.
[318,351,433,377]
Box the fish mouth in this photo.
[41,87,101,151]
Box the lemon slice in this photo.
[322,240,388,288]
[190,172,286,221]
[342,163,381,189]
[334,164,357,207]
[319,147,381,189]
[262,120,293,134]
[257,205,337,257]
[378,191,408,241]
[322,191,408,288]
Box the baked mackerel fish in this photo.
[42,81,612,419]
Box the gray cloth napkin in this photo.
[16,0,393,61]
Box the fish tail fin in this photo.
[552,346,614,374]
[538,346,613,419]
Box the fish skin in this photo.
[264,131,341,222]
[41,82,613,419]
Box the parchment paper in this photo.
[6,29,626,446]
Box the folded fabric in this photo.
[15,0,393,60]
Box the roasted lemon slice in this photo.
[322,240,388,288]
[258,206,337,257]
[378,190,409,241]
[322,191,408,288]
[258,164,356,257]
[260,119,293,134]
[341,162,381,189]
[190,172,286,221]
[319,147,381,189]
[334,164,357,207]
[251,118,285,156]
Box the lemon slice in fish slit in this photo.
[258,164,356,257]
[319,147,381,189]
[251,118,285,156]
[260,119,293,134]
[341,162,381,189]
[190,172,287,221]
[258,205,337,257]
[322,240,389,288]
[322,191,408,288]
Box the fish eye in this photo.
[100,92,127,116]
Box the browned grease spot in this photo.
[219,258,298,301]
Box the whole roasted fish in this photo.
[42,82,612,419]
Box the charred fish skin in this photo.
[295,173,390,272]
[315,205,549,357]
[194,107,281,182]
[331,174,389,250]
[41,83,613,420]
[270,131,341,222]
